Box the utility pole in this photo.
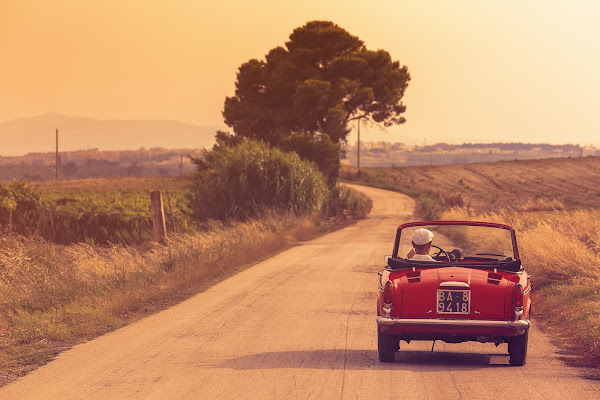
[357,119,361,170]
[55,129,59,180]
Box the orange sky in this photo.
[1,0,599,145]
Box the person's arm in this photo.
[407,249,415,259]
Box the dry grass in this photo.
[0,182,371,386]
[443,206,600,364]
[343,157,600,368]
[0,213,322,385]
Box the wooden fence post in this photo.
[150,191,167,243]
[8,209,12,234]
[167,191,177,234]
[48,208,56,242]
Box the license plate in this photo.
[437,290,471,314]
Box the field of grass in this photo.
[341,156,600,218]
[0,176,371,386]
[0,214,314,384]
[342,156,600,368]
[443,207,600,367]
[30,176,193,193]
[2,177,193,245]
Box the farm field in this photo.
[30,175,193,193]
[342,156,600,370]
[0,147,204,182]
[342,156,600,215]
[2,176,193,245]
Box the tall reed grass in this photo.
[191,141,328,221]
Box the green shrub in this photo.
[1,179,192,245]
[322,185,372,219]
[0,180,43,231]
[41,190,191,245]
[190,141,328,220]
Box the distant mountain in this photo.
[0,114,222,156]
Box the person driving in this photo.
[406,228,439,261]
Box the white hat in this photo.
[412,228,434,245]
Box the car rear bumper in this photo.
[377,316,529,335]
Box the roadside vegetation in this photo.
[1,177,192,245]
[443,206,600,365]
[0,143,371,386]
[341,157,600,368]
[0,214,319,384]
[190,141,328,221]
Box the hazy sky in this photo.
[1,0,599,145]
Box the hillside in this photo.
[0,114,221,156]
[341,156,600,214]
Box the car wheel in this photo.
[378,328,396,362]
[509,329,528,366]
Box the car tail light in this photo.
[514,284,524,308]
[383,281,394,305]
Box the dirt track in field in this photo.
[1,185,598,399]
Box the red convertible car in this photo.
[377,221,531,365]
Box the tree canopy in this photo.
[221,20,410,183]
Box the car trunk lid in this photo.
[401,267,507,319]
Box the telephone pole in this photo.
[55,129,59,180]
[357,119,361,170]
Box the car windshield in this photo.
[398,224,515,262]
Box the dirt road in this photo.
[2,185,599,399]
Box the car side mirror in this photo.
[384,255,391,263]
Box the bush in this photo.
[0,180,43,232]
[190,141,328,220]
[321,185,372,219]
[1,179,192,245]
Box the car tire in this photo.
[378,328,396,362]
[509,329,528,366]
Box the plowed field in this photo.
[341,156,600,213]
